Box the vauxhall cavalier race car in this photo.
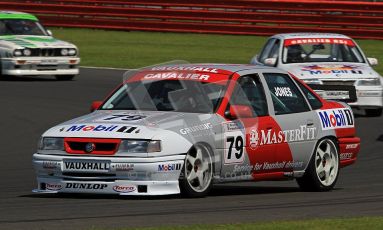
[33,64,360,197]
[251,33,383,116]
[0,11,79,80]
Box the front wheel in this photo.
[179,144,213,198]
[297,138,339,192]
[55,75,75,81]
[365,108,382,117]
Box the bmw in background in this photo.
[251,33,383,116]
[33,64,360,197]
[0,11,80,80]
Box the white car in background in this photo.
[0,11,80,80]
[251,33,383,116]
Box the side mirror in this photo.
[367,57,378,66]
[90,101,102,112]
[225,105,253,119]
[250,54,259,64]
[46,30,53,36]
[264,57,277,67]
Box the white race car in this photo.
[33,64,360,197]
[0,11,80,80]
[251,33,383,116]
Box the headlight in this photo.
[68,48,77,56]
[61,48,68,56]
[303,79,323,85]
[13,49,23,57]
[38,137,64,150]
[118,140,161,153]
[356,78,381,86]
[23,49,32,56]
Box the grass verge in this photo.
[50,28,383,75]
[90,216,383,230]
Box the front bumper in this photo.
[348,86,383,109]
[1,57,80,76]
[33,153,185,195]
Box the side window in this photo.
[295,80,323,110]
[259,39,276,64]
[230,75,268,117]
[263,73,310,115]
[268,39,280,59]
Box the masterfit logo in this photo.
[65,183,107,190]
[249,125,316,147]
[158,163,182,171]
[249,130,259,149]
[317,108,354,130]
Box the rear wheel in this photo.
[365,108,382,117]
[297,138,339,192]
[55,75,75,81]
[179,144,213,198]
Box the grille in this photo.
[64,138,121,155]
[322,80,355,86]
[30,48,64,57]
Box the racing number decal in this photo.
[224,131,245,164]
[102,114,146,122]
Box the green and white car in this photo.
[0,11,80,80]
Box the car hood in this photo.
[0,35,76,49]
[43,110,217,139]
[283,63,381,80]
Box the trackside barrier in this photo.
[0,0,382,39]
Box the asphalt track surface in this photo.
[0,68,382,230]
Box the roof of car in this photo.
[272,33,352,40]
[0,11,38,21]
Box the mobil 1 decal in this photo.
[317,108,354,130]
[97,112,147,122]
[223,121,245,164]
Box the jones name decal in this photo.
[317,108,354,130]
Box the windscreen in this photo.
[0,19,47,36]
[282,38,365,64]
[101,78,226,114]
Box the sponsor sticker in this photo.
[274,87,293,97]
[42,161,60,169]
[63,160,110,172]
[65,124,139,133]
[250,125,317,147]
[317,108,354,130]
[65,183,108,190]
[158,163,182,171]
[301,64,363,75]
[112,163,134,171]
[346,143,359,149]
[46,183,62,191]
[113,185,136,193]
[179,123,213,135]
[284,38,355,47]
[340,152,353,160]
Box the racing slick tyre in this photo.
[55,75,75,81]
[365,108,382,117]
[297,138,340,192]
[179,144,213,198]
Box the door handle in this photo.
[307,120,314,126]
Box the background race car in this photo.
[0,11,80,80]
[251,33,383,117]
[33,64,360,197]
